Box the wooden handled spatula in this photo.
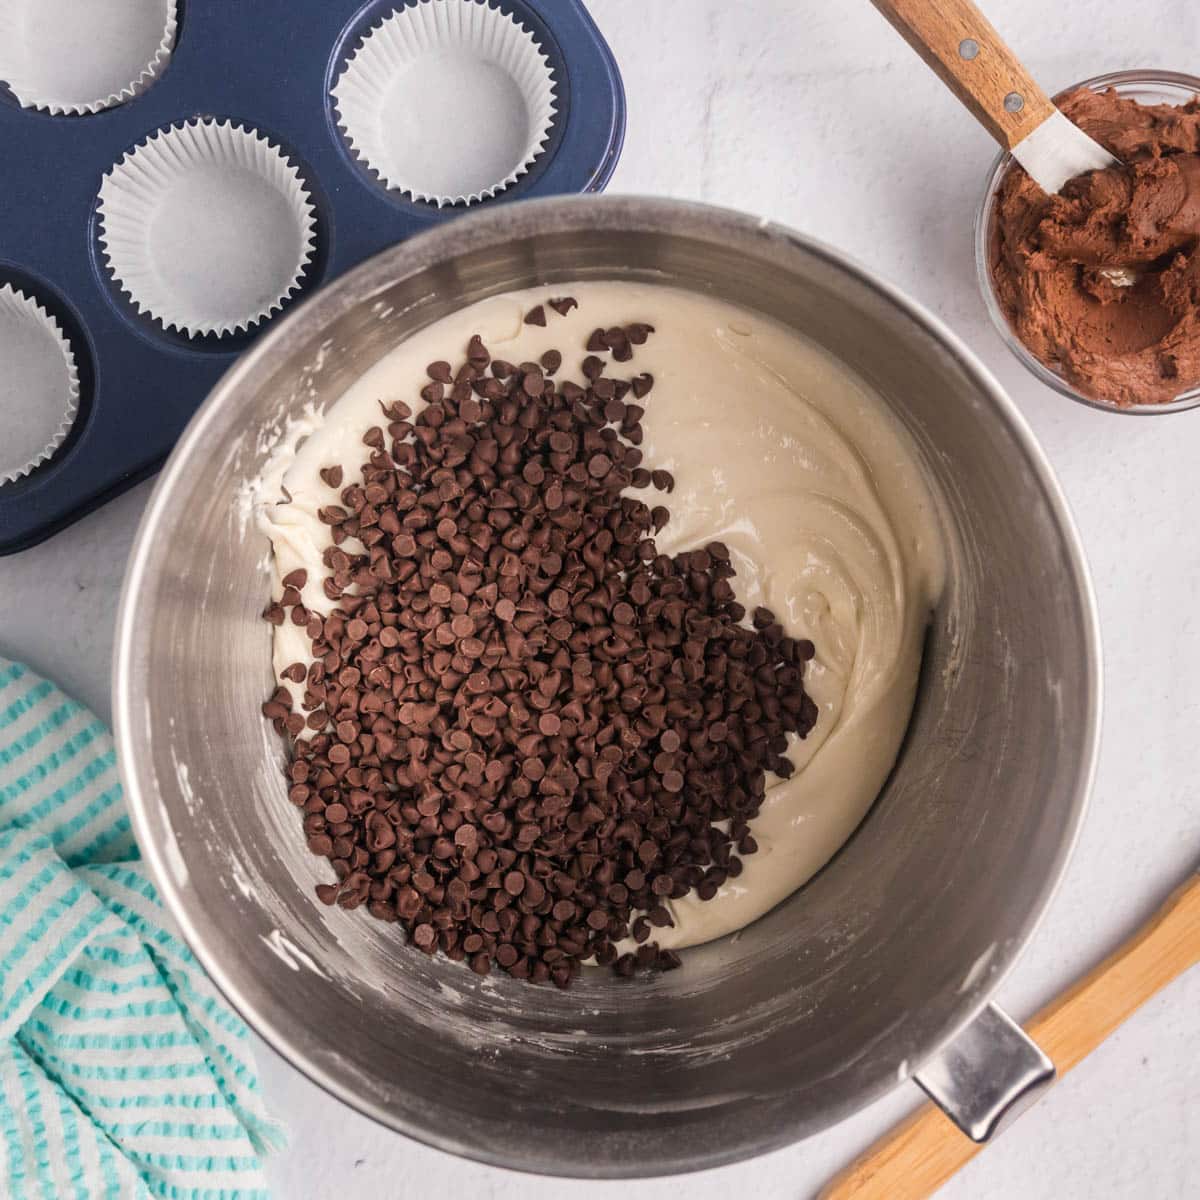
[869,0,1118,192]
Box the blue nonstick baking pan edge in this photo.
[0,0,625,555]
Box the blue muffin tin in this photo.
[0,0,625,555]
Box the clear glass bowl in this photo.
[975,69,1200,415]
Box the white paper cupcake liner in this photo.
[0,284,80,485]
[0,0,177,116]
[97,120,318,339]
[332,0,558,207]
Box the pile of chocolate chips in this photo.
[262,300,818,988]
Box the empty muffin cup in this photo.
[97,120,318,339]
[332,0,558,207]
[0,0,177,116]
[0,284,80,485]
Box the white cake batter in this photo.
[260,282,945,951]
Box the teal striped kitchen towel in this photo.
[0,657,282,1199]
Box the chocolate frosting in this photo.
[991,86,1200,406]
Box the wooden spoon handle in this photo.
[820,871,1200,1200]
[869,0,1055,149]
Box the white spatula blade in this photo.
[1011,109,1120,194]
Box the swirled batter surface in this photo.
[262,283,944,949]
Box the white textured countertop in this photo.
[1,1,1197,1196]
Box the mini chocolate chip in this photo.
[467,334,490,369]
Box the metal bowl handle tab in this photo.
[914,1004,1054,1141]
[821,872,1200,1198]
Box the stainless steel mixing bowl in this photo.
[114,196,1101,1177]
